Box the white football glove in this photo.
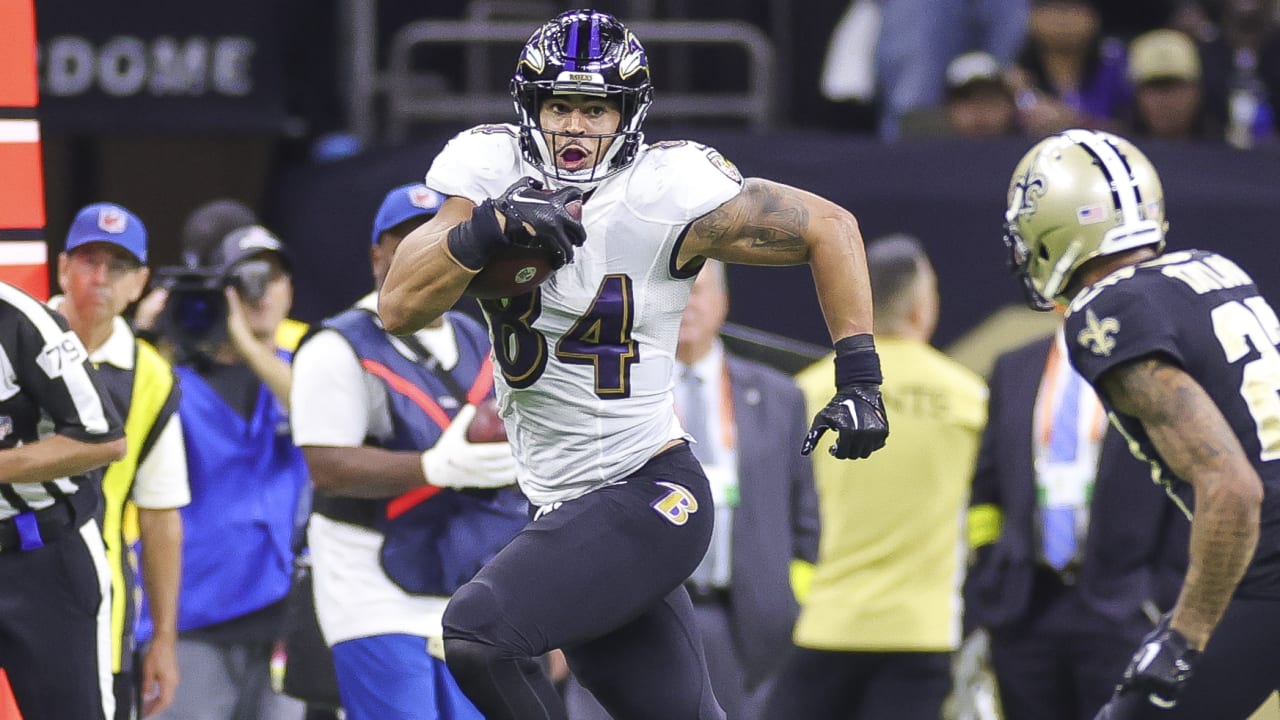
[420,405,518,489]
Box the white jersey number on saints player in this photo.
[1210,296,1280,462]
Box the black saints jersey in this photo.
[0,281,122,519]
[1065,249,1280,599]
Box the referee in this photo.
[0,279,127,718]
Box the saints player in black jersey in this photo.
[1003,129,1280,719]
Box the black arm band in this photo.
[834,333,883,386]
[446,199,506,271]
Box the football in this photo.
[463,192,583,299]
[465,397,508,444]
[464,244,557,300]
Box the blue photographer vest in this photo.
[156,353,309,634]
[325,308,491,456]
[321,309,528,596]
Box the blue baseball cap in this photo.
[65,202,147,264]
[372,183,444,246]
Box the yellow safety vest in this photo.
[100,340,178,673]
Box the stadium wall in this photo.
[272,129,1280,350]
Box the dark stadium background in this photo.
[31,0,1280,363]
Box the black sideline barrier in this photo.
[271,129,1280,350]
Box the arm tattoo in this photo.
[1102,357,1261,642]
[1102,358,1228,469]
[691,179,810,261]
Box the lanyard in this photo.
[1035,338,1105,452]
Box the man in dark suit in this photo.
[964,327,1189,720]
[563,259,820,720]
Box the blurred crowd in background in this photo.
[31,0,1280,268]
[813,0,1280,145]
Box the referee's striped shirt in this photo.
[0,281,123,520]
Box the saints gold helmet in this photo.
[1003,129,1167,310]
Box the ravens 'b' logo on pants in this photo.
[650,481,699,526]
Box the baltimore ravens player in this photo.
[378,9,889,720]
[1003,129,1280,720]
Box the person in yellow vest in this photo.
[53,203,191,720]
[766,234,988,719]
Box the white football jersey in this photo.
[427,124,744,505]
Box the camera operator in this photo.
[134,199,308,357]
[142,225,310,720]
[155,226,294,404]
[133,199,258,348]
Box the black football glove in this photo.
[801,334,889,460]
[494,177,586,269]
[1094,615,1200,719]
[445,197,510,272]
[802,384,889,459]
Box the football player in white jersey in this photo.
[379,9,889,720]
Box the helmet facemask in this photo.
[1004,170,1057,311]
[511,10,653,188]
